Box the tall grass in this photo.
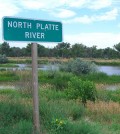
[39,88,117,134]
[0,71,19,82]
[0,69,120,133]
[0,89,33,134]
[80,72,120,84]
[39,89,104,134]
[97,89,120,103]
[0,63,18,67]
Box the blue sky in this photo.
[0,0,120,48]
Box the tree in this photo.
[56,42,71,58]
[9,47,22,57]
[38,44,48,57]
[0,42,10,56]
[114,43,120,53]
[0,54,8,63]
[71,43,87,58]
[66,77,97,107]
[25,43,32,56]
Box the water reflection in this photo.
[98,66,120,75]
[0,64,120,76]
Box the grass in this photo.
[0,86,120,134]
[0,69,120,133]
[0,63,18,68]
[0,71,19,82]
[0,89,33,134]
[97,88,120,102]
[7,57,120,67]
[39,88,120,134]
[80,72,120,84]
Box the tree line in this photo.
[0,42,120,59]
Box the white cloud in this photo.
[20,0,45,10]
[0,0,21,29]
[64,33,120,48]
[51,9,76,18]
[20,0,66,10]
[63,8,118,24]
[97,8,118,21]
[0,0,20,19]
[66,0,86,8]
[1,32,120,49]
[63,15,93,24]
[88,0,112,10]
[19,0,113,11]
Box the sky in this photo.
[0,0,120,49]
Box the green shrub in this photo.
[66,77,97,106]
[0,71,19,82]
[0,54,8,64]
[38,71,73,90]
[70,104,85,120]
[0,120,33,134]
[60,58,97,75]
[0,101,32,126]
[67,121,102,134]
[52,72,73,90]
[51,118,67,133]
[97,89,120,103]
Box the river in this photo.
[98,65,120,75]
[0,64,120,76]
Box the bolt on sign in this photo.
[3,17,62,42]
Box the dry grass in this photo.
[81,58,120,63]
[0,94,9,102]
[96,83,120,90]
[87,100,120,115]
[8,57,120,64]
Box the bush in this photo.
[70,104,85,120]
[52,72,73,90]
[66,77,97,106]
[60,58,97,75]
[0,101,32,126]
[40,71,74,90]
[68,120,102,134]
[0,54,8,64]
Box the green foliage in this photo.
[0,41,120,58]
[40,89,66,100]
[60,58,97,75]
[97,89,120,103]
[94,61,120,66]
[0,54,8,64]
[0,71,19,82]
[39,71,74,90]
[70,104,85,120]
[0,120,33,134]
[66,77,97,106]
[51,118,67,133]
[114,42,120,53]
[68,121,102,134]
[0,101,32,126]
[52,72,73,90]
[0,63,18,67]
[80,72,120,84]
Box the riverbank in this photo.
[0,72,120,133]
[7,57,120,66]
[0,62,120,133]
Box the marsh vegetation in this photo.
[0,58,120,134]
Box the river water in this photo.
[0,64,120,90]
[0,64,120,76]
[98,66,120,75]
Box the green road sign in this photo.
[3,17,62,42]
